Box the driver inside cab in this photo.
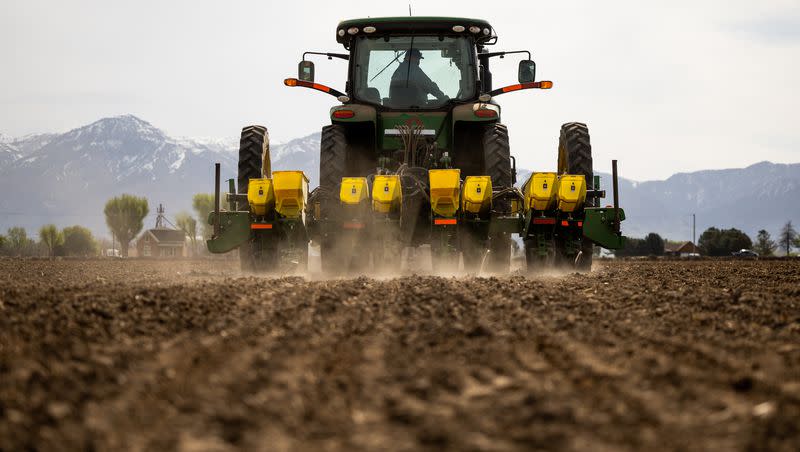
[389,49,448,107]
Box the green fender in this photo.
[583,207,627,249]
[330,104,377,124]
[452,102,501,123]
[206,211,251,254]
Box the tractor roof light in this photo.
[469,26,481,34]
[363,26,376,33]
[452,25,465,32]
[338,29,345,37]
[483,28,490,36]
[347,27,359,35]
[337,95,350,103]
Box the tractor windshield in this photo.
[353,35,475,109]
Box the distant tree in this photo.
[614,237,646,257]
[104,194,149,257]
[698,227,752,256]
[778,221,797,256]
[39,224,64,259]
[753,229,777,256]
[7,227,28,256]
[175,211,197,256]
[644,232,665,256]
[62,225,97,256]
[0,234,6,255]
[192,193,216,240]
[698,227,722,256]
[721,228,752,255]
[614,233,666,257]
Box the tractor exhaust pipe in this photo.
[214,162,221,238]
[612,159,620,234]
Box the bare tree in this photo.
[62,225,97,256]
[175,211,198,256]
[192,193,216,240]
[39,224,63,259]
[7,227,28,256]
[753,229,777,256]
[779,221,797,256]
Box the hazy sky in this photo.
[2,0,798,180]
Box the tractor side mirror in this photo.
[298,60,315,82]
[518,60,536,83]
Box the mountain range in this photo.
[1,115,797,242]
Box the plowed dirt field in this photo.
[1,259,799,451]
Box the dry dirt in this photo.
[1,258,799,451]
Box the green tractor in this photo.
[207,16,626,274]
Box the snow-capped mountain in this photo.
[0,115,797,241]
[271,132,321,187]
[0,116,237,236]
[20,134,57,155]
[0,142,21,167]
[605,161,800,241]
[0,133,20,164]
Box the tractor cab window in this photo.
[353,35,475,109]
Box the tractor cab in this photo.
[285,17,546,176]
[289,17,542,110]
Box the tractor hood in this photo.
[336,17,494,48]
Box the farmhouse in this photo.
[664,241,699,257]
[135,204,187,258]
[136,229,186,257]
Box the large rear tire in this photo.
[484,123,512,273]
[237,126,274,272]
[319,125,347,215]
[238,126,268,196]
[319,125,347,274]
[558,122,593,271]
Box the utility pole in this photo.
[692,213,696,246]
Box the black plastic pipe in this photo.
[213,163,221,237]
[612,160,620,234]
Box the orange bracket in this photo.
[284,78,345,98]
[488,80,553,97]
